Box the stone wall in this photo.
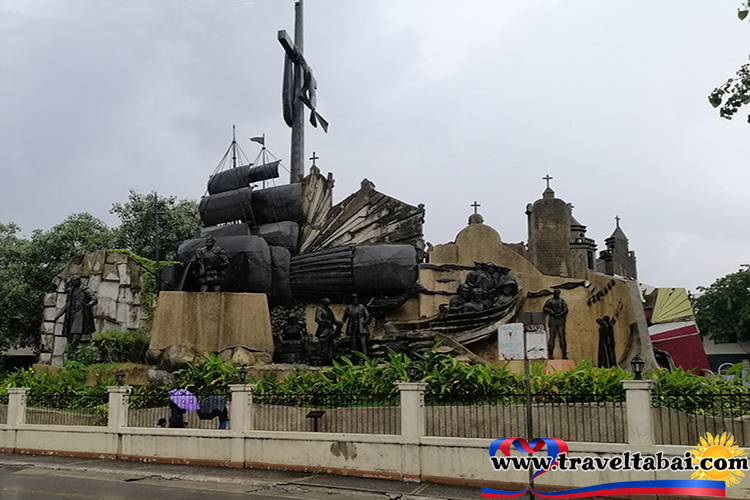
[40,250,149,366]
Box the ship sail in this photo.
[207,160,281,195]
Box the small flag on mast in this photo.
[250,136,265,146]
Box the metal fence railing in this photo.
[0,393,8,424]
[653,392,750,446]
[128,390,232,430]
[425,392,627,443]
[253,393,400,435]
[25,392,109,426]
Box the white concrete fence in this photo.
[2,380,748,498]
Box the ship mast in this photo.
[232,125,237,169]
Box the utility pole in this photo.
[147,192,167,291]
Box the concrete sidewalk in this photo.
[0,453,479,499]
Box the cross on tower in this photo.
[471,201,481,214]
[309,151,319,167]
[278,0,328,184]
[615,215,621,228]
[543,174,553,189]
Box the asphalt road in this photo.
[0,465,396,500]
[0,455,479,500]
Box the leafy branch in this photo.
[709,2,750,122]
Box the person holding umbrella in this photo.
[168,389,199,428]
[198,395,229,429]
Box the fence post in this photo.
[228,384,255,469]
[622,379,655,448]
[7,387,28,427]
[397,382,426,439]
[107,386,131,429]
[229,384,256,432]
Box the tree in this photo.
[25,213,116,290]
[693,267,750,342]
[708,2,750,122]
[110,190,201,262]
[0,223,37,351]
[0,214,116,351]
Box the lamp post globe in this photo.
[406,362,420,382]
[630,355,645,380]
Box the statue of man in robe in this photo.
[54,276,97,350]
[343,294,370,357]
[597,316,617,368]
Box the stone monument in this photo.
[40,250,150,366]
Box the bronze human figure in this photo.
[447,262,519,315]
[543,289,569,359]
[448,284,471,313]
[596,316,617,368]
[343,294,370,357]
[315,298,341,364]
[190,236,229,292]
[466,262,493,291]
[54,276,97,350]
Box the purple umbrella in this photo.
[169,388,199,412]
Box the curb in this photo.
[0,458,275,487]
[0,457,445,499]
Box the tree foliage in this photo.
[709,2,750,122]
[693,267,750,342]
[110,190,201,262]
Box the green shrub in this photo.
[93,403,109,426]
[173,354,239,394]
[92,330,149,364]
[67,344,101,366]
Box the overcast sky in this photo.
[1,0,748,292]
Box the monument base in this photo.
[543,358,577,373]
[505,358,578,374]
[150,292,274,355]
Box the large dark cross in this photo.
[278,0,328,184]
[471,201,481,214]
[615,215,621,228]
[543,174,553,189]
